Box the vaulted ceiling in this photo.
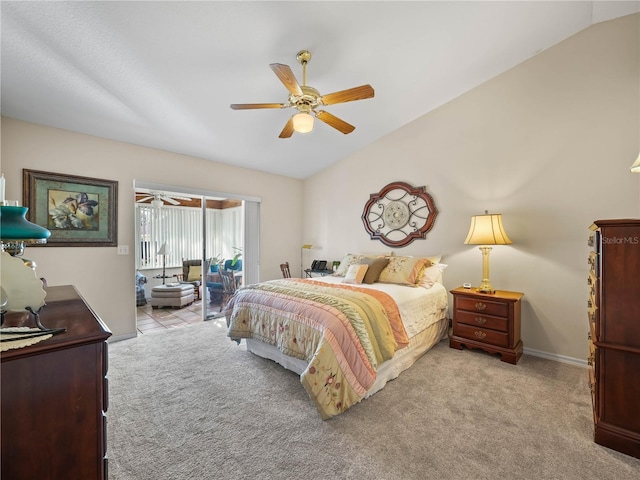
[2,1,638,179]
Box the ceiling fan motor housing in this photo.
[289,86,321,111]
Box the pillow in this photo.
[343,264,369,284]
[334,254,364,276]
[378,256,431,286]
[187,265,202,281]
[360,257,390,284]
[416,263,448,289]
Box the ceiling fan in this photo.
[230,50,375,138]
[136,192,192,208]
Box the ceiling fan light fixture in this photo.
[292,112,314,133]
[151,198,164,208]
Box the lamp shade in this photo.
[292,112,314,133]
[464,212,512,245]
[0,206,51,243]
[157,242,169,255]
[630,153,640,173]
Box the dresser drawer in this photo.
[456,297,508,317]
[455,323,508,348]
[456,310,508,332]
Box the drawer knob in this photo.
[474,331,486,339]
[474,302,487,311]
[474,316,487,325]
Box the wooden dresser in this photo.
[449,287,524,364]
[588,219,640,459]
[1,285,112,479]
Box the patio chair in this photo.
[176,259,202,300]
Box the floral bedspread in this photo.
[226,279,408,419]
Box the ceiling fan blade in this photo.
[315,110,356,134]
[270,63,303,96]
[137,196,153,203]
[230,103,286,110]
[279,117,294,138]
[162,196,181,205]
[320,84,375,106]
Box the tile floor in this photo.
[136,298,223,334]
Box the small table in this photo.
[150,283,195,309]
[304,269,334,277]
[153,274,175,285]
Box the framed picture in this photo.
[23,169,118,247]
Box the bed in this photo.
[225,254,448,419]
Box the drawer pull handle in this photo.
[474,331,486,339]
[474,316,487,325]
[474,302,487,311]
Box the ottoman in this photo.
[150,283,195,309]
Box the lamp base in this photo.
[477,285,495,294]
[477,246,495,294]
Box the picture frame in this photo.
[23,169,118,247]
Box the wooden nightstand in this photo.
[449,286,524,364]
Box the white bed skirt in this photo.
[245,316,449,399]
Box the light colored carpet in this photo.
[107,319,640,480]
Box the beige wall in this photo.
[1,118,303,339]
[303,14,640,363]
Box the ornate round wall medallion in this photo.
[384,201,410,228]
[361,181,438,247]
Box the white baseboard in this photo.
[108,332,138,343]
[523,347,588,368]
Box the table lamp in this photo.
[464,211,512,294]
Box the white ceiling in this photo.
[2,1,638,179]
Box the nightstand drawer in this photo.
[456,310,508,332]
[456,297,508,317]
[455,323,508,348]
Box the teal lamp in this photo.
[0,205,51,257]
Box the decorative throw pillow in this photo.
[334,254,364,276]
[378,256,431,286]
[360,257,390,284]
[416,263,448,289]
[343,264,369,284]
[187,265,202,281]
